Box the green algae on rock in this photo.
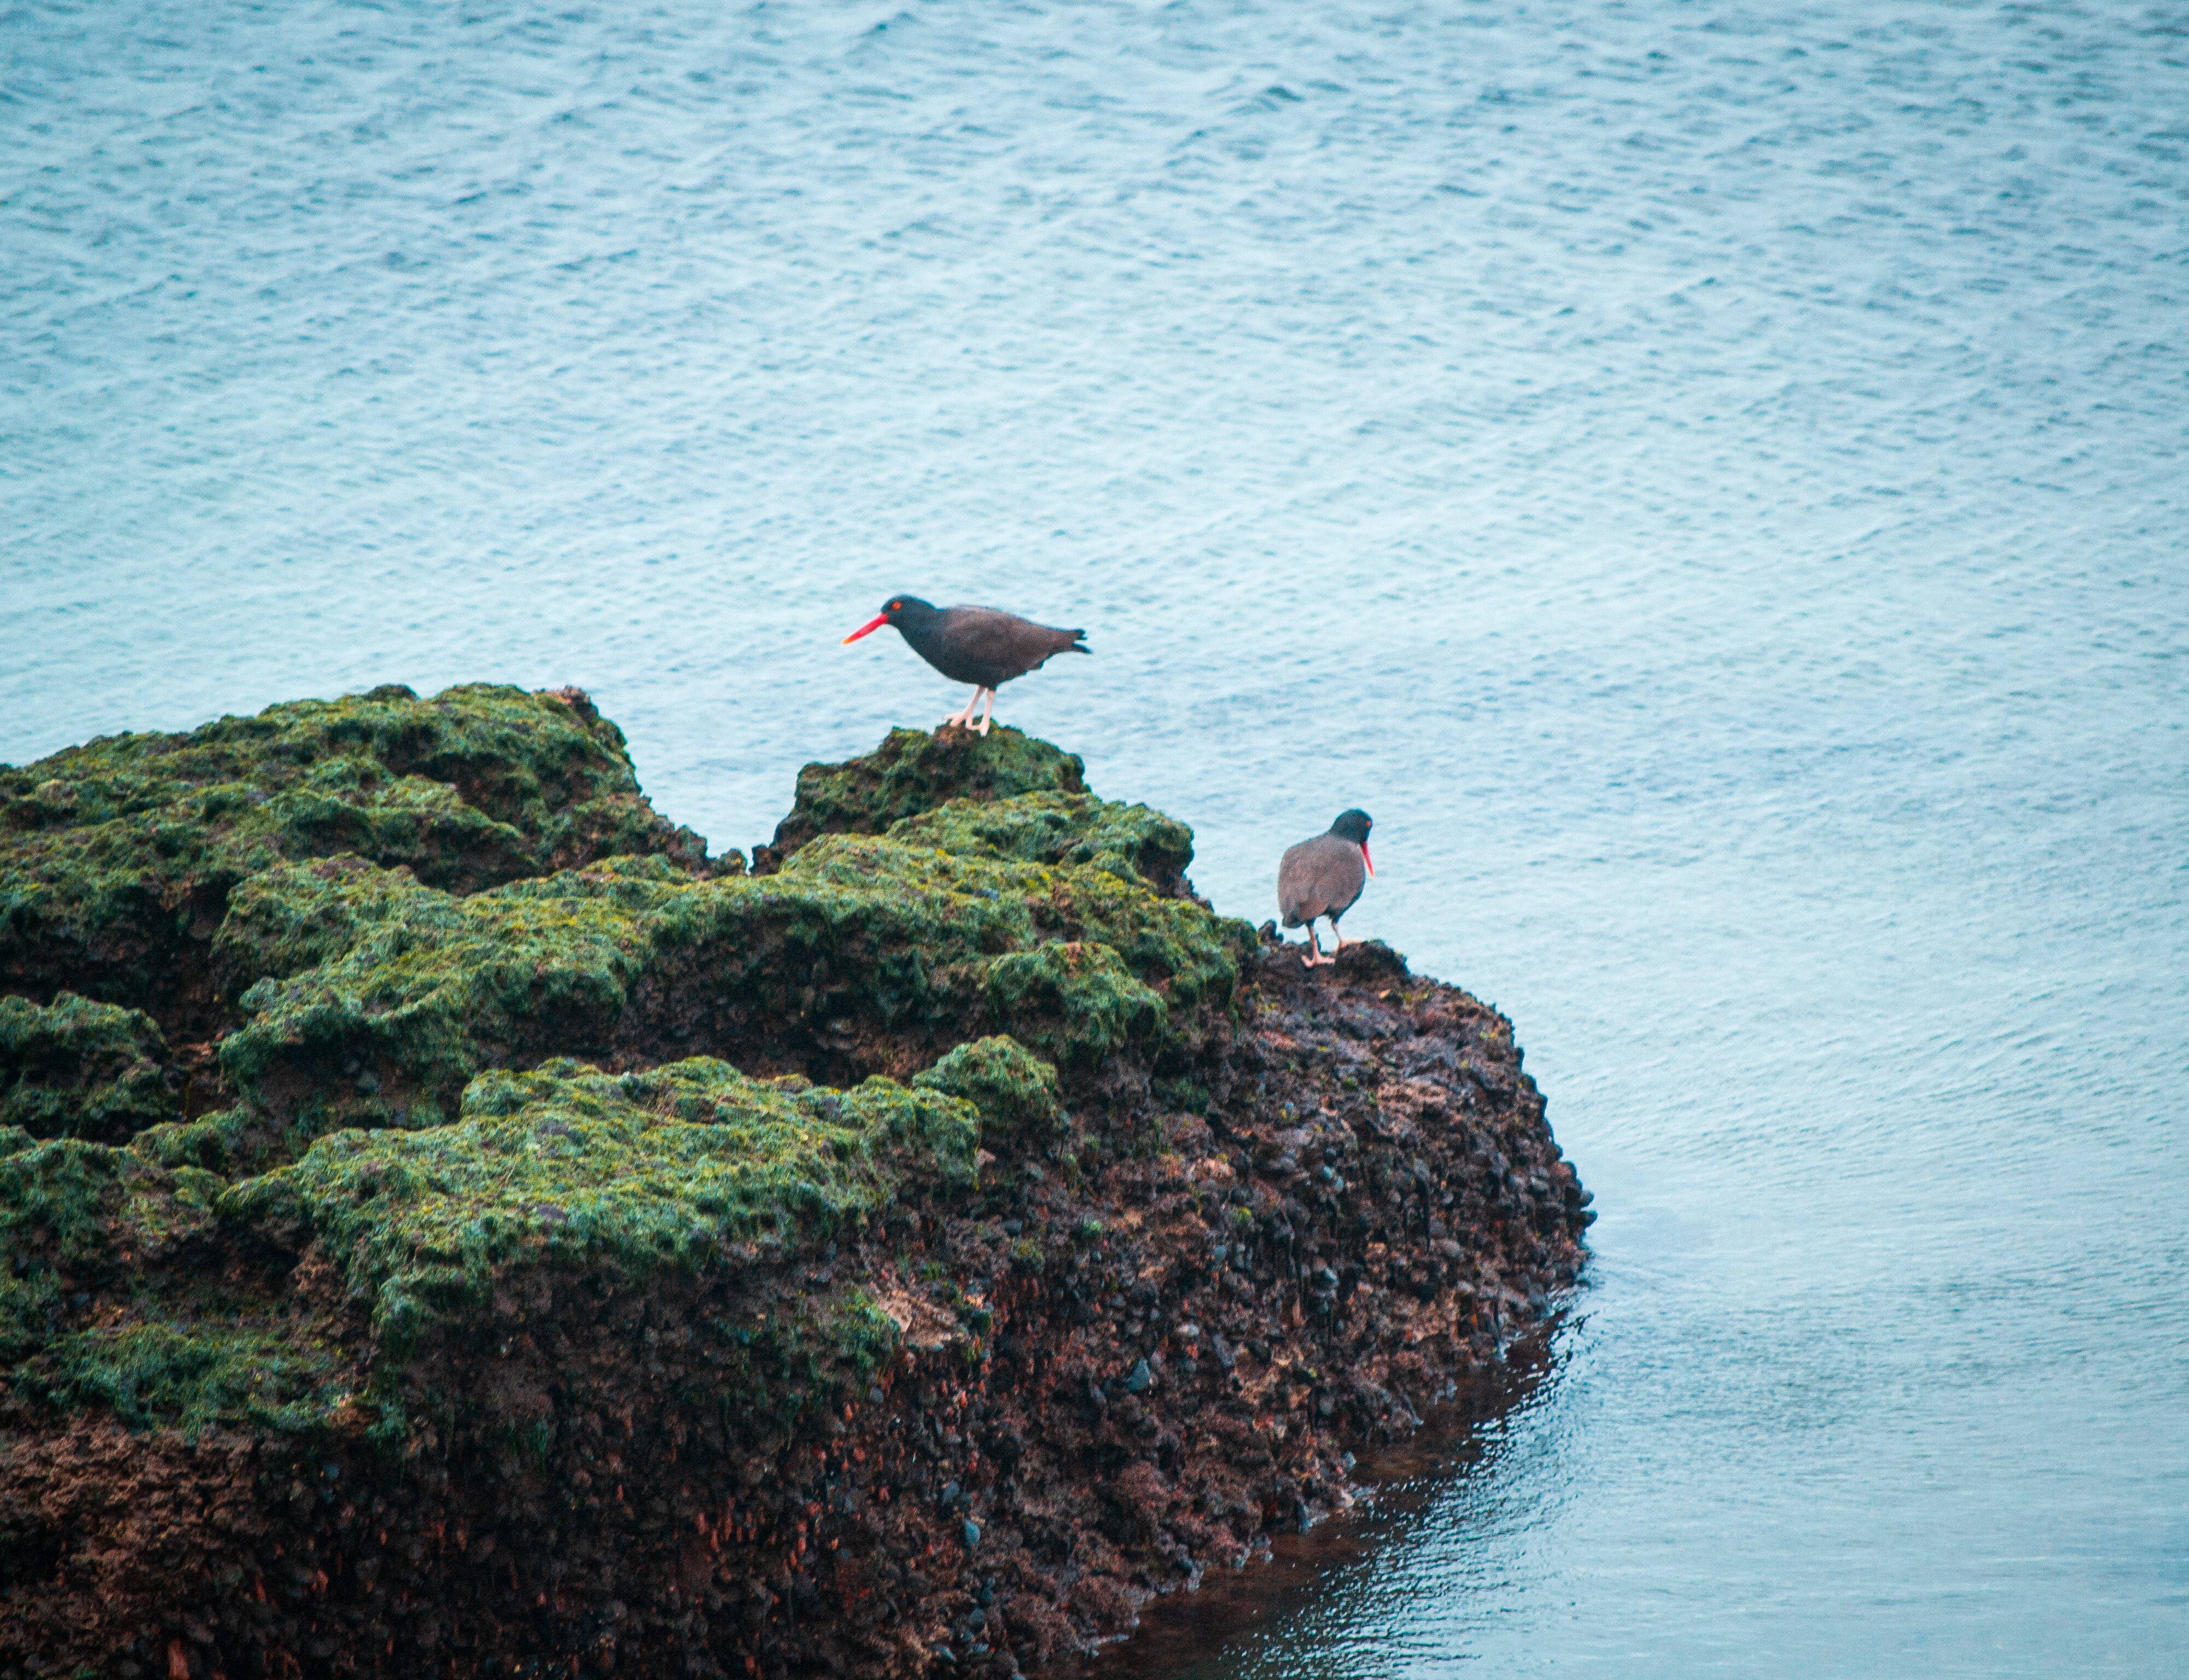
[19,1317,351,1441]
[0,682,712,1025]
[911,1035,1064,1145]
[0,991,179,1142]
[981,940,1166,1065]
[886,790,1196,897]
[215,831,1251,1133]
[220,1056,979,1357]
[126,1105,268,1175]
[216,856,661,1133]
[755,724,1087,869]
[0,1137,220,1278]
[0,1136,223,1368]
[0,697,1251,1442]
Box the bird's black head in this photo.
[1329,808,1373,844]
[842,594,938,644]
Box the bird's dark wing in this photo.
[1277,835,1367,925]
[945,607,1086,685]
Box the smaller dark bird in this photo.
[1277,809,1375,967]
[842,596,1088,736]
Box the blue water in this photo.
[5,2,2186,1672]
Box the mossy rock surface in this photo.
[0,1136,220,1274]
[218,1056,979,1360]
[217,831,1250,1129]
[0,705,1254,1439]
[127,1106,269,1175]
[983,940,1167,1065]
[887,790,1195,896]
[912,1035,1064,1142]
[0,991,178,1142]
[17,1317,351,1439]
[0,682,710,1017]
[758,726,1087,866]
[0,1136,221,1366]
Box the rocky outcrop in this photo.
[0,687,1589,1679]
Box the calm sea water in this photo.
[5,2,2186,1672]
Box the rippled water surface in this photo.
[5,1,2186,1672]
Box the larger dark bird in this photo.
[842,596,1088,735]
[1277,808,1375,967]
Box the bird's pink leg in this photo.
[1301,919,1332,967]
[941,691,977,731]
[973,688,994,737]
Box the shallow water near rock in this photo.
[4,2,2185,1675]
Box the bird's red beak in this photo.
[1361,842,1375,877]
[842,614,889,645]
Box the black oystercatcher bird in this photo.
[841,596,1088,736]
[1277,809,1375,967]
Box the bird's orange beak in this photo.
[1362,842,1375,877]
[842,614,889,645]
